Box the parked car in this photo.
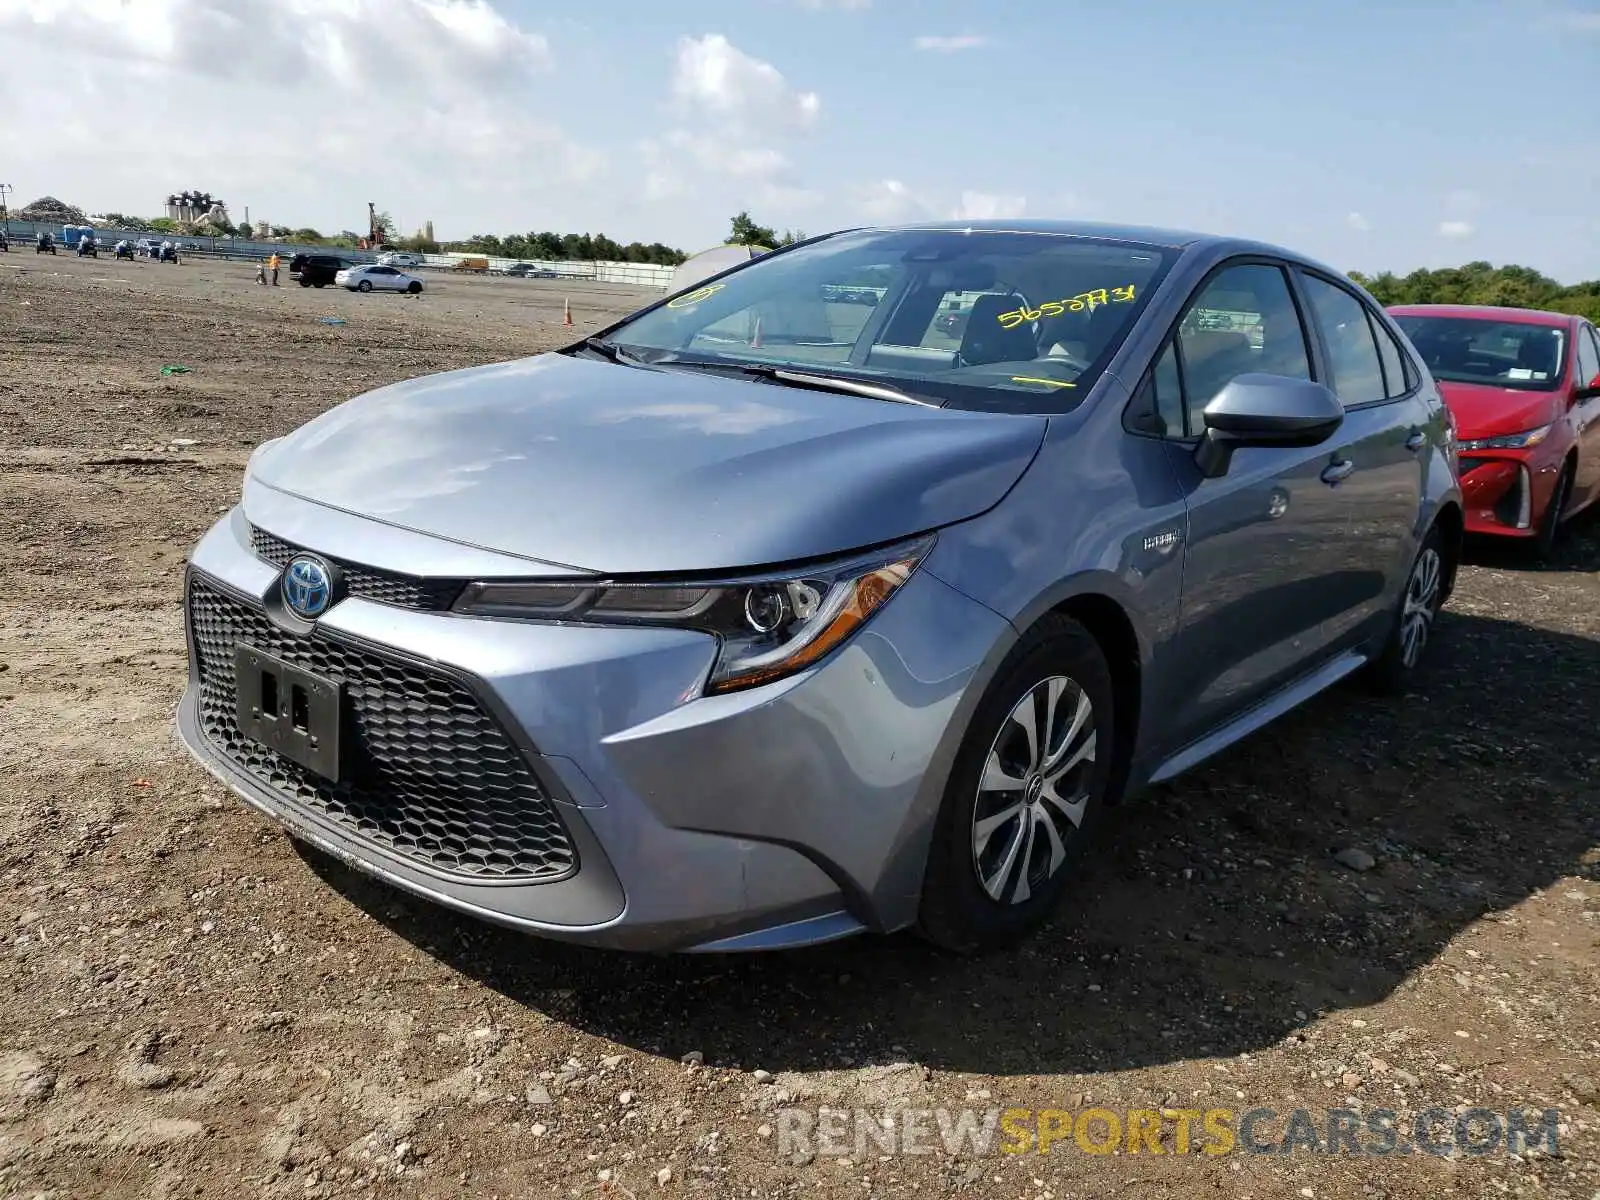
[176,220,1462,956]
[36,232,56,254]
[335,264,424,294]
[1389,303,1600,557]
[377,251,423,268]
[289,253,348,288]
[501,262,558,279]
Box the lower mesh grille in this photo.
[188,574,577,882]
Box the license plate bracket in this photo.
[234,645,343,782]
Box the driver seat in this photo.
[958,294,1041,366]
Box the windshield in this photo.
[596,229,1179,412]
[1391,314,1568,393]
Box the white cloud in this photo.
[640,35,823,236]
[1346,212,1370,232]
[953,191,1027,220]
[0,0,603,239]
[1438,220,1474,239]
[858,180,930,222]
[671,34,820,131]
[913,34,992,52]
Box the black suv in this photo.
[289,253,347,288]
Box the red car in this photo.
[1389,304,1600,556]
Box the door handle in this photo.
[1321,458,1356,485]
[1405,429,1427,453]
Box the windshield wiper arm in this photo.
[582,337,655,368]
[735,365,941,407]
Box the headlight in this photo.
[453,536,934,694]
[1458,423,1552,451]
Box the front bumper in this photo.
[1457,447,1564,537]
[175,499,1008,952]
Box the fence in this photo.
[0,218,676,288]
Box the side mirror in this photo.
[1574,376,1600,403]
[1194,373,1344,478]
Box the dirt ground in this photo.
[1,252,1597,1200]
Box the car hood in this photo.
[1437,380,1561,438]
[248,352,1047,575]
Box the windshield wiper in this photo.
[581,337,656,368]
[731,364,941,407]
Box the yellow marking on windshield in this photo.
[997,284,1138,329]
[667,283,726,309]
[1010,376,1076,389]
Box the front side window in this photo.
[1302,276,1386,406]
[596,229,1179,413]
[1576,324,1600,392]
[1172,263,1312,434]
[1390,314,1568,393]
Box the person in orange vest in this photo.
[268,252,280,286]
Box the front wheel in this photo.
[299,279,312,288]
[407,281,422,294]
[1363,524,1446,695]
[357,280,372,293]
[1532,460,1573,562]
[916,615,1115,955]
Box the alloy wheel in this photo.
[1400,546,1442,669]
[971,675,1097,905]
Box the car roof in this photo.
[1386,302,1576,328]
[837,219,1356,277]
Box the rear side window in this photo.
[1302,276,1386,406]
[1370,312,1412,398]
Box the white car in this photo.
[335,264,424,295]
[377,251,422,268]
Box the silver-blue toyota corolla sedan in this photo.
[177,221,1463,955]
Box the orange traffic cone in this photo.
[562,298,573,327]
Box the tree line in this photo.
[444,213,804,265]
[1352,262,1600,323]
[85,209,805,264]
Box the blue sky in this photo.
[4,0,1598,281]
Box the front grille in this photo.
[249,526,464,612]
[188,575,577,882]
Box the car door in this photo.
[1295,271,1429,648]
[1142,260,1356,753]
[1572,323,1600,505]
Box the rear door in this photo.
[1573,323,1600,505]
[1293,271,1430,649]
[1137,259,1356,753]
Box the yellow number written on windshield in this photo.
[996,284,1138,330]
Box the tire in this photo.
[357,280,372,293]
[916,615,1115,954]
[299,279,311,288]
[407,281,422,295]
[1362,523,1446,695]
[314,282,326,288]
[1531,460,1573,562]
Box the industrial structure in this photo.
[164,190,230,228]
